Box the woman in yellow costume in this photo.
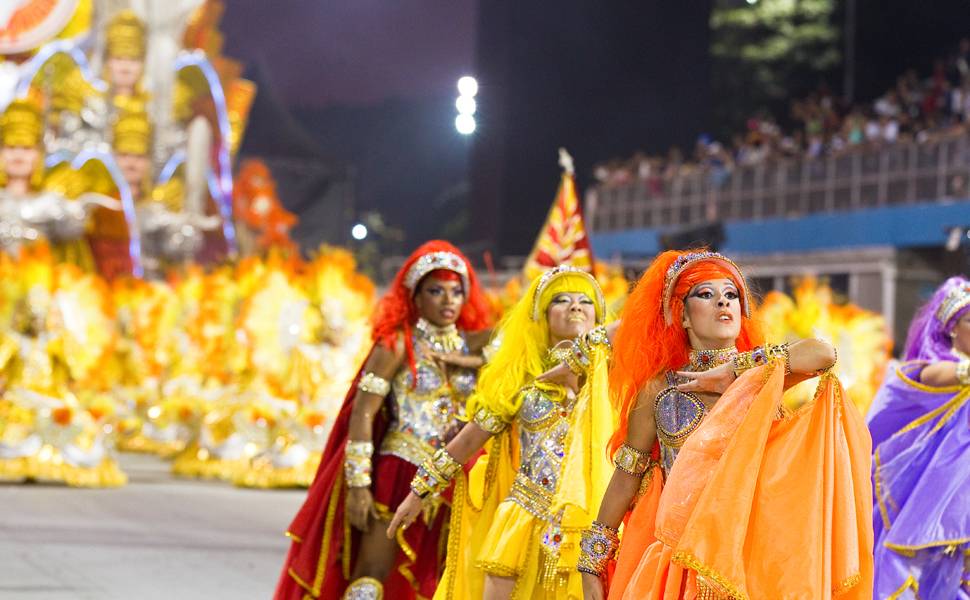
[389,265,616,600]
[572,250,873,600]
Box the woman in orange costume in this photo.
[575,249,874,600]
[274,240,492,600]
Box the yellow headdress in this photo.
[112,110,152,156]
[0,99,43,148]
[106,10,147,60]
[468,267,607,421]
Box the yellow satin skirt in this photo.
[475,499,583,600]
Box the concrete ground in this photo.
[0,453,306,600]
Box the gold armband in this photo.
[472,406,509,434]
[344,440,374,488]
[357,372,391,397]
[612,444,653,477]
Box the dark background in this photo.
[222,0,970,258]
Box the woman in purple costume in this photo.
[867,276,970,599]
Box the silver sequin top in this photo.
[379,327,476,466]
[655,371,710,476]
[507,384,576,519]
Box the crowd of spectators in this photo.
[595,38,970,190]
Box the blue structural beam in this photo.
[590,201,970,258]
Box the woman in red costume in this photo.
[571,249,874,599]
[274,240,493,600]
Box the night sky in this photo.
[221,0,478,108]
[220,1,970,258]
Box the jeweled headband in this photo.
[936,282,970,327]
[530,265,606,323]
[662,251,751,325]
[403,251,470,293]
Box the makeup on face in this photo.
[547,292,596,344]
[414,277,465,327]
[683,278,742,349]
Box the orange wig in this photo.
[371,240,492,374]
[608,249,763,451]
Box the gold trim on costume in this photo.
[508,472,554,519]
[886,575,919,600]
[671,550,748,600]
[381,430,435,467]
[832,573,862,597]
[895,361,963,394]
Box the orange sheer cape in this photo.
[609,363,873,600]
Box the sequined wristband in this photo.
[957,359,970,385]
[612,444,652,477]
[577,521,620,577]
[357,372,391,397]
[410,448,461,499]
[733,345,767,377]
[765,342,792,375]
[344,441,374,488]
[581,325,613,355]
[550,345,585,376]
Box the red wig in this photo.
[371,240,492,374]
[609,249,763,452]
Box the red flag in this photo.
[523,168,595,281]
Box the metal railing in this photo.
[587,133,970,232]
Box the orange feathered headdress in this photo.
[609,248,763,452]
[371,240,491,373]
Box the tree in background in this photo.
[710,0,841,135]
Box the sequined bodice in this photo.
[655,371,710,476]
[380,329,475,466]
[508,385,576,518]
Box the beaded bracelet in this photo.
[344,441,374,488]
[733,343,790,377]
[577,521,620,577]
[410,448,461,499]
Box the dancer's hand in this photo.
[536,342,580,393]
[581,572,605,600]
[675,362,736,395]
[386,491,423,539]
[428,351,484,370]
[346,487,379,532]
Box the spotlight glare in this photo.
[455,114,476,135]
[351,223,368,240]
[457,76,478,97]
[456,95,477,115]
